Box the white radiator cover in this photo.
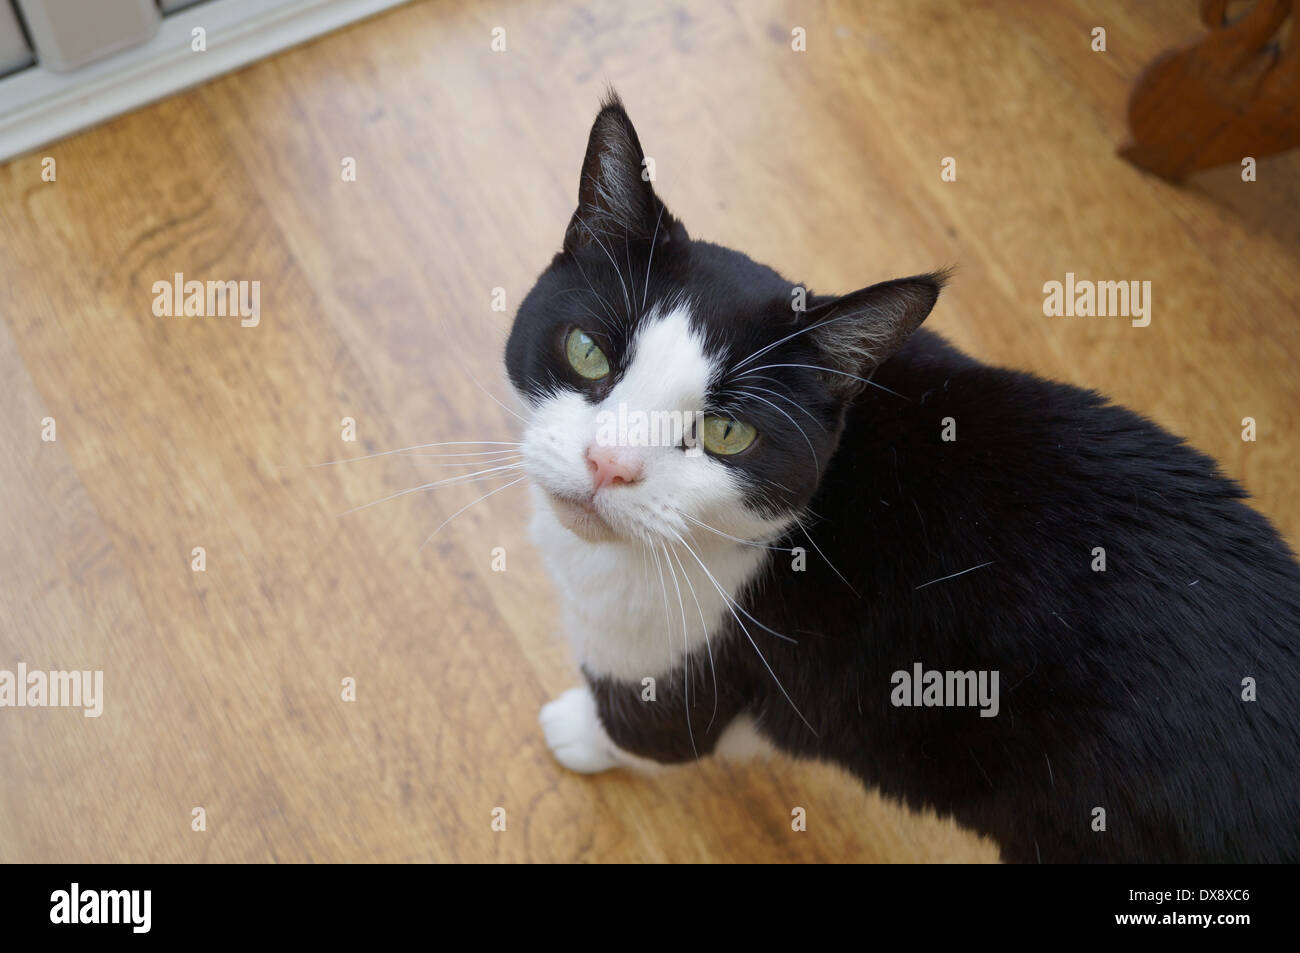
[15,0,161,73]
[0,0,410,163]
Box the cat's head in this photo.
[506,93,944,545]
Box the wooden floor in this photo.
[2,0,1297,863]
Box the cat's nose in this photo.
[586,445,644,491]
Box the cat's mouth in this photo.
[543,490,622,542]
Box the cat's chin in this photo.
[544,491,623,543]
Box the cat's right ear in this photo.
[804,270,950,398]
[564,93,675,252]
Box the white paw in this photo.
[539,686,619,774]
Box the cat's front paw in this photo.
[539,685,619,774]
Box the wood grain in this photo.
[0,0,1295,863]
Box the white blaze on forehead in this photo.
[609,302,716,414]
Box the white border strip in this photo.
[0,0,411,163]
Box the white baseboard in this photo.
[0,0,412,163]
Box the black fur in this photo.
[510,95,1300,862]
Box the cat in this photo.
[503,93,1300,863]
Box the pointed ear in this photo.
[805,271,949,398]
[564,93,669,251]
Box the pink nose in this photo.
[587,445,643,490]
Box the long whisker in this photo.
[341,463,523,516]
[732,309,869,371]
[416,476,527,551]
[660,540,698,760]
[473,380,531,423]
[641,202,667,312]
[427,309,531,424]
[640,538,651,596]
[669,529,815,736]
[667,543,718,734]
[574,299,620,334]
[793,514,860,598]
[731,388,820,477]
[567,259,622,331]
[400,456,523,469]
[398,449,525,460]
[914,559,998,590]
[312,440,521,467]
[573,212,634,321]
[648,541,675,676]
[665,529,796,645]
[679,513,794,553]
[736,383,826,431]
[553,287,618,335]
[740,363,911,401]
[625,235,636,318]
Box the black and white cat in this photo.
[504,94,1300,862]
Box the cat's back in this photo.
[844,329,1300,629]
[782,329,1300,861]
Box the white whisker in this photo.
[573,212,634,321]
[567,262,623,331]
[648,541,675,675]
[914,559,997,591]
[793,515,860,598]
[555,287,619,335]
[737,382,826,431]
[669,529,816,736]
[733,309,871,371]
[311,440,521,468]
[398,449,525,460]
[660,540,698,759]
[399,455,523,469]
[667,543,718,734]
[666,531,795,644]
[416,476,527,551]
[732,387,820,476]
[680,513,793,553]
[641,203,667,312]
[740,363,910,401]
[341,463,523,516]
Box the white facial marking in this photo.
[519,302,794,682]
[521,303,786,544]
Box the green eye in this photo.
[565,328,610,380]
[700,415,757,455]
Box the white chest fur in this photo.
[529,487,770,683]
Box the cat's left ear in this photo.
[804,271,949,397]
[564,93,674,252]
